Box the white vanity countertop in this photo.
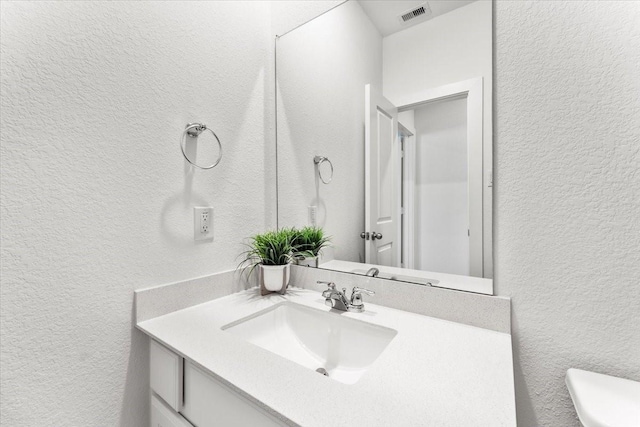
[137,287,515,427]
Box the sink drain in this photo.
[315,367,329,377]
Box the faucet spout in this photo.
[318,281,374,313]
[365,267,380,277]
[318,281,350,310]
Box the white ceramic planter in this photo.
[260,264,290,293]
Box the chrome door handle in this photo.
[360,232,370,240]
[371,232,382,240]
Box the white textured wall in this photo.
[3,1,639,426]
[0,2,269,425]
[383,0,494,278]
[495,1,640,426]
[276,0,382,262]
[265,1,344,228]
[270,0,344,37]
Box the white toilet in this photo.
[566,368,640,427]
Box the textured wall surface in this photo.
[264,1,344,228]
[3,1,639,426]
[276,0,382,263]
[494,1,640,426]
[249,0,346,263]
[0,2,269,425]
[270,0,343,38]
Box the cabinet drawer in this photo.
[181,361,287,427]
[151,395,193,427]
[150,339,183,412]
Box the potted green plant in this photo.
[239,229,294,295]
[291,226,330,268]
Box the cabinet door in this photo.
[151,395,193,427]
[150,339,183,412]
[181,361,288,427]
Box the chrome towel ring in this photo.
[180,123,223,170]
[314,155,333,184]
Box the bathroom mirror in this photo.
[276,0,493,294]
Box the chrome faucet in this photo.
[365,267,380,277]
[318,281,375,313]
[320,281,350,311]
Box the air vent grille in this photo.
[399,3,432,23]
[402,7,425,21]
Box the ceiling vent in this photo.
[398,3,432,23]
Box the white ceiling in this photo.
[358,0,476,37]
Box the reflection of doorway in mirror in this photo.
[398,123,415,271]
[366,78,484,277]
[406,97,470,276]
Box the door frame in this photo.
[398,122,415,270]
[396,77,484,277]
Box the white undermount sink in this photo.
[222,302,397,384]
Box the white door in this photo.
[364,84,400,267]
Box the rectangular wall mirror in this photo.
[276,0,493,294]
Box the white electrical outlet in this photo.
[308,205,317,226]
[194,207,214,241]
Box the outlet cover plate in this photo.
[194,207,214,241]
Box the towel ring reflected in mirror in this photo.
[180,123,223,170]
[314,155,333,184]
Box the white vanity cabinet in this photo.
[149,339,288,427]
[181,361,287,427]
[152,395,193,427]
[150,339,184,413]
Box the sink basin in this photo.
[222,302,397,384]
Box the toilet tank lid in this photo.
[566,368,640,427]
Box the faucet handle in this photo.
[352,287,375,296]
[349,287,375,312]
[319,281,337,300]
[317,281,335,290]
